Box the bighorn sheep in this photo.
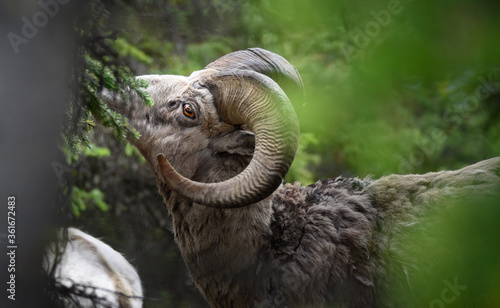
[103,48,500,307]
[44,227,143,308]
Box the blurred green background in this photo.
[64,0,500,307]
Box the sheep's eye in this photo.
[183,103,196,119]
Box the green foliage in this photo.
[82,53,152,139]
[124,142,146,163]
[113,38,153,65]
[236,0,500,180]
[186,41,233,71]
[71,187,109,217]
[62,0,154,164]
[389,192,500,307]
[83,142,111,158]
[64,51,153,163]
[286,133,321,185]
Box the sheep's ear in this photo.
[209,130,255,156]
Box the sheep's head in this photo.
[105,48,302,208]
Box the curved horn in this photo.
[158,69,300,208]
[205,47,304,95]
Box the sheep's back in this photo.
[266,179,379,307]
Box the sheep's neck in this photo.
[159,182,273,305]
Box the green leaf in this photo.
[89,188,109,212]
[113,38,153,65]
[83,143,111,157]
[70,186,109,217]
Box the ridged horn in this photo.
[205,47,304,95]
[158,49,302,208]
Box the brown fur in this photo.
[153,158,500,308]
